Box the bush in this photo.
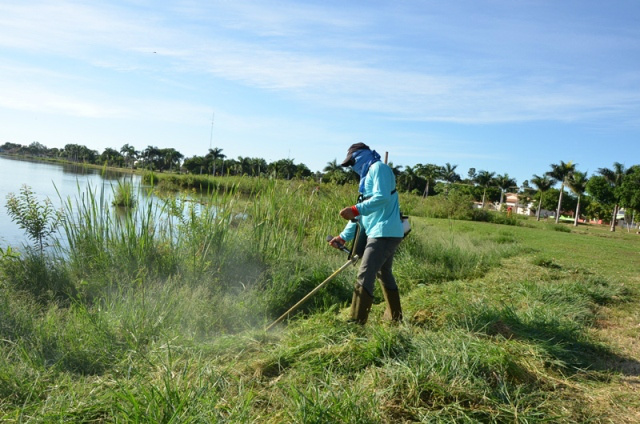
[5,185,63,253]
[401,190,474,220]
[471,209,520,226]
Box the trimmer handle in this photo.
[326,235,351,254]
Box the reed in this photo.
[111,180,136,208]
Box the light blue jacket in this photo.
[340,161,404,241]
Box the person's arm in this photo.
[339,219,358,241]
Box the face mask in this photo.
[351,149,380,176]
[350,150,367,175]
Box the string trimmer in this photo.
[265,234,360,331]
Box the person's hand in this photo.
[328,236,346,250]
[339,207,356,221]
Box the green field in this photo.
[1,179,639,422]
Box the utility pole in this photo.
[209,112,214,150]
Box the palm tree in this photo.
[206,147,226,176]
[142,145,161,170]
[567,171,588,227]
[546,160,576,224]
[398,165,420,193]
[225,158,240,176]
[517,180,535,216]
[162,148,184,172]
[250,158,267,177]
[415,163,442,198]
[323,159,341,173]
[474,170,495,208]
[120,144,138,168]
[618,166,640,231]
[441,162,460,185]
[269,158,296,179]
[237,156,252,176]
[64,143,80,162]
[530,174,553,221]
[100,148,123,167]
[598,162,631,232]
[495,173,517,209]
[387,162,403,177]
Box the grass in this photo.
[1,179,640,422]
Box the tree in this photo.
[160,148,184,172]
[182,155,206,174]
[249,158,267,177]
[387,162,403,177]
[617,166,640,229]
[441,162,460,185]
[323,159,341,174]
[27,141,48,157]
[100,148,124,167]
[0,142,23,153]
[530,174,553,221]
[268,159,297,179]
[224,158,240,176]
[415,163,442,198]
[567,171,588,226]
[467,168,477,182]
[517,181,536,216]
[397,165,421,193]
[5,185,63,254]
[63,143,97,163]
[546,160,576,224]
[495,173,517,208]
[120,144,138,168]
[206,147,226,176]
[63,143,81,162]
[323,159,348,184]
[294,163,312,179]
[597,162,631,232]
[142,145,162,170]
[474,170,495,208]
[236,156,252,176]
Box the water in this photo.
[0,156,141,248]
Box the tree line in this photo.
[0,142,313,180]
[2,141,639,230]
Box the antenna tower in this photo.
[209,112,215,150]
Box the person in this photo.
[328,143,405,324]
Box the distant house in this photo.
[474,193,554,217]
[495,193,536,216]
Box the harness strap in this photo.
[359,189,396,202]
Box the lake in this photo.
[0,156,141,248]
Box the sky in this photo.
[1,0,639,185]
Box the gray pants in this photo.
[356,237,403,297]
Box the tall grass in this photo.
[1,178,638,421]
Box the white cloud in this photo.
[0,0,639,127]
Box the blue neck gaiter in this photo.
[351,149,381,193]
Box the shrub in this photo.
[402,190,474,220]
[5,185,63,253]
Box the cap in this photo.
[340,142,370,167]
